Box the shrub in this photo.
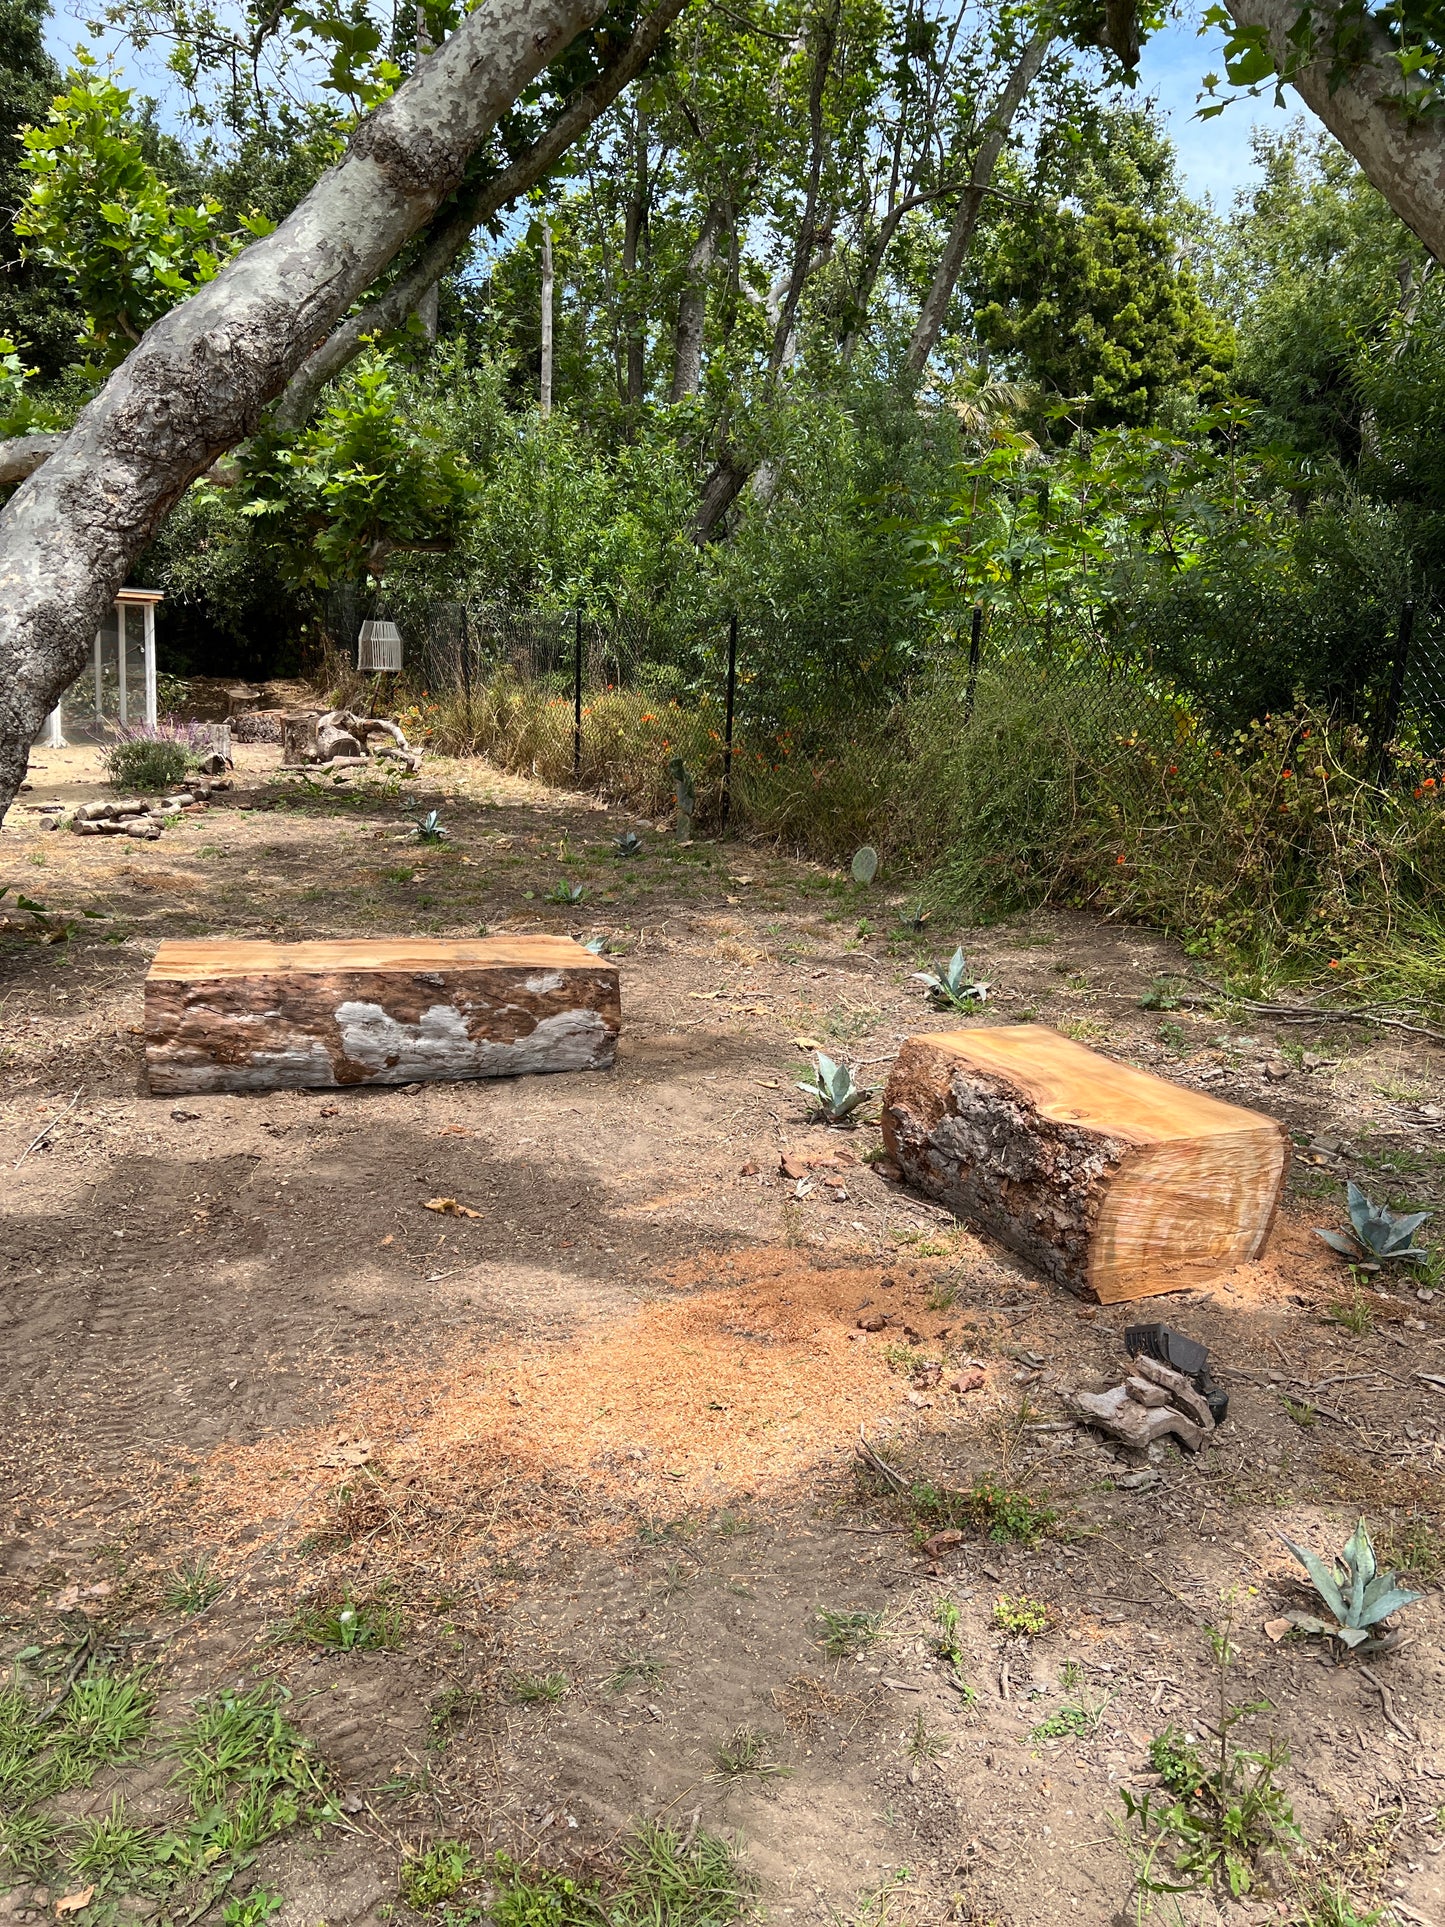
[103,736,190,792]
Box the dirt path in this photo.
[3,744,1445,1927]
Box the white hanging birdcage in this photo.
[357,619,403,672]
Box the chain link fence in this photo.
[341,590,1445,857]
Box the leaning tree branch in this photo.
[273,0,687,429]
[0,0,692,823]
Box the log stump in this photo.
[882,1025,1288,1303]
[145,935,620,1095]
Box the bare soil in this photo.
[4,740,1445,1927]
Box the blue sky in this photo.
[1132,7,1325,207]
[42,0,1326,209]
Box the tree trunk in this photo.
[622,103,649,408]
[882,1026,1288,1303]
[1223,0,1445,261]
[145,934,621,1094]
[692,455,751,543]
[0,0,604,824]
[904,27,1053,378]
[269,0,684,431]
[540,219,555,418]
[670,201,725,401]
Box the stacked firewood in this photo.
[280,708,422,773]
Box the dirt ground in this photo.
[4,739,1445,1927]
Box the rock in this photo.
[921,1529,963,1557]
[950,1368,987,1393]
[857,1311,887,1332]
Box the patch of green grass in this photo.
[991,1594,1052,1637]
[605,1651,665,1693]
[1325,1282,1375,1336]
[904,1710,948,1765]
[488,1822,753,1927]
[710,1725,789,1782]
[815,1608,882,1658]
[1375,1507,1445,1582]
[221,1891,285,1927]
[163,1555,224,1613]
[290,1591,403,1651]
[505,1672,569,1705]
[0,1675,331,1902]
[924,1277,960,1312]
[401,1837,475,1910]
[883,1342,928,1376]
[1281,1395,1317,1429]
[69,1797,162,1884]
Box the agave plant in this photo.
[548,880,587,904]
[412,810,448,843]
[1314,1181,1430,1265]
[1279,1520,1423,1652]
[614,831,644,858]
[899,902,932,932]
[797,1053,874,1124]
[913,947,990,1011]
[582,936,607,955]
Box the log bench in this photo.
[145,936,620,1095]
[882,1025,1288,1303]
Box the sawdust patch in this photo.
[190,1251,929,1563]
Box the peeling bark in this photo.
[1223,0,1445,261]
[0,0,606,824]
[670,200,725,401]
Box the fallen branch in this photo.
[14,1087,83,1168]
[1172,973,1445,1046]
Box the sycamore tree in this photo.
[0,0,690,821]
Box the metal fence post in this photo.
[963,602,984,721]
[722,613,738,829]
[1374,598,1414,787]
[573,608,583,776]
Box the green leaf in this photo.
[1279,1535,1347,1623]
[1356,1585,1424,1629]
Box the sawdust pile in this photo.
[189,1251,967,1565]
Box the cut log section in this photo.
[145,935,620,1095]
[882,1025,1288,1303]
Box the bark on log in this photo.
[882,1025,1289,1303]
[145,935,621,1095]
[282,712,322,763]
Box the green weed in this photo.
[401,1837,475,1910]
[1325,1281,1375,1335]
[163,1556,224,1613]
[290,1591,403,1651]
[605,1651,665,1693]
[1118,1618,1300,1901]
[991,1594,1052,1637]
[710,1725,789,1781]
[221,1892,285,1927]
[506,1672,569,1705]
[815,1608,883,1658]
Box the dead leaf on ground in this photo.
[424,1197,482,1218]
[55,1889,95,1917]
[792,1036,824,1051]
[1263,1617,1295,1643]
[53,1581,113,1612]
[921,1530,964,1558]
